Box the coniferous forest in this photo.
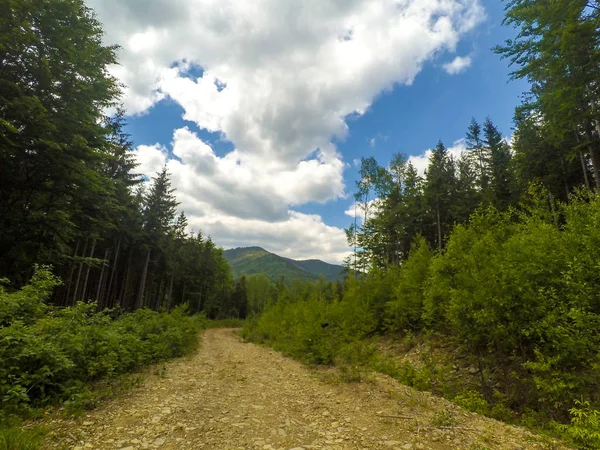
[3,0,600,448]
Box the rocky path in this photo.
[45,329,568,450]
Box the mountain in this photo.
[223,247,345,283]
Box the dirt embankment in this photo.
[44,329,568,450]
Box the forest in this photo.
[243,1,600,448]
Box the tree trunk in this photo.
[436,203,442,252]
[64,240,80,306]
[155,277,165,311]
[137,248,151,310]
[80,238,96,302]
[167,265,175,312]
[95,247,109,307]
[181,280,187,304]
[560,159,570,200]
[591,120,600,190]
[579,151,591,191]
[73,237,89,305]
[120,248,133,309]
[590,146,600,191]
[106,235,121,307]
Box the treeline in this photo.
[0,0,236,316]
[347,113,589,272]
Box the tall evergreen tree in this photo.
[483,118,514,209]
[424,141,456,251]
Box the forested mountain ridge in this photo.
[223,246,344,282]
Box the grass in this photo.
[0,427,44,450]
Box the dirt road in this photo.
[45,329,567,450]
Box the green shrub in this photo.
[453,390,489,415]
[243,277,380,365]
[560,400,600,450]
[0,268,203,420]
[385,237,432,333]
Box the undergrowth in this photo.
[0,266,206,448]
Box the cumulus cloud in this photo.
[408,139,469,176]
[132,144,167,178]
[88,0,485,262]
[443,55,473,74]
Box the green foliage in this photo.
[385,237,432,333]
[0,269,202,420]
[431,408,458,428]
[0,427,43,450]
[0,266,60,326]
[243,277,377,364]
[453,390,490,415]
[560,400,600,450]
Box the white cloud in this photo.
[408,139,469,177]
[132,143,167,178]
[89,0,485,262]
[443,55,473,75]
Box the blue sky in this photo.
[91,0,528,263]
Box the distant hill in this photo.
[223,246,345,283]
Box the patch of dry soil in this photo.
[44,329,569,450]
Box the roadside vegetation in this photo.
[0,267,207,448]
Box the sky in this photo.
[88,0,528,264]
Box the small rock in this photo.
[152,437,166,446]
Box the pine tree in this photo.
[466,118,489,191]
[424,141,456,251]
[137,167,179,308]
[484,118,514,210]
